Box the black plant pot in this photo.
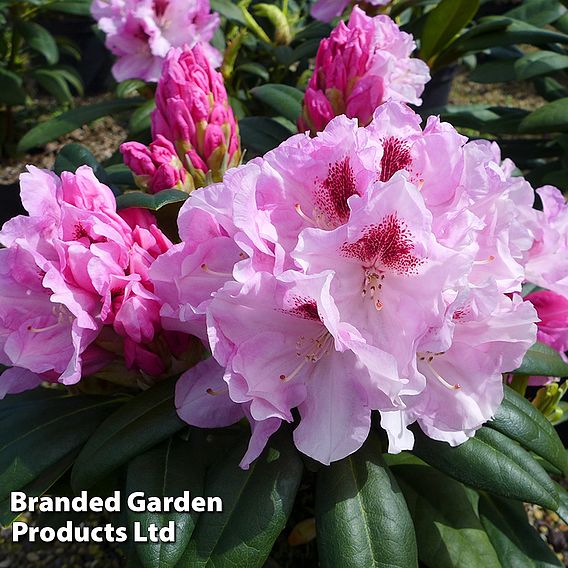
[420,64,458,111]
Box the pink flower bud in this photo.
[299,8,430,135]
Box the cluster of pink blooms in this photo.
[121,44,241,193]
[149,101,550,467]
[91,0,220,82]
[299,8,430,134]
[0,166,188,398]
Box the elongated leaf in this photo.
[411,427,559,509]
[127,437,205,568]
[393,464,500,568]
[54,143,108,181]
[236,63,269,81]
[0,449,77,527]
[251,84,303,123]
[33,68,73,104]
[18,98,143,152]
[17,21,58,65]
[420,0,479,62]
[239,117,293,158]
[553,479,568,524]
[489,386,568,474]
[316,432,418,568]
[129,99,155,134]
[210,0,246,23]
[0,395,120,501]
[105,163,135,187]
[178,431,303,568]
[71,377,185,491]
[512,341,568,375]
[116,189,188,211]
[479,494,562,567]
[46,0,91,16]
[0,68,27,106]
[506,0,566,27]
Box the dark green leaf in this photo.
[18,98,143,152]
[127,437,205,568]
[54,143,110,185]
[17,21,59,65]
[420,0,479,62]
[210,0,246,23]
[512,341,568,376]
[46,0,92,16]
[294,21,332,42]
[0,395,120,501]
[236,63,270,81]
[129,99,155,134]
[115,189,188,211]
[553,479,568,524]
[239,117,292,158]
[489,386,568,474]
[178,430,303,568]
[479,493,562,567]
[33,69,73,104]
[393,464,500,568]
[506,0,566,27]
[251,84,303,123]
[0,68,27,106]
[71,377,185,491]
[316,432,418,568]
[105,163,135,187]
[411,427,559,509]
[117,80,147,98]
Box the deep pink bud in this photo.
[151,44,241,188]
[526,290,568,355]
[299,8,430,135]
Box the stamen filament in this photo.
[294,203,317,226]
[201,263,233,278]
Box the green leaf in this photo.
[512,341,568,376]
[116,189,188,211]
[0,449,77,527]
[0,395,120,502]
[17,21,59,65]
[489,386,568,474]
[251,84,303,123]
[33,68,73,104]
[411,427,559,509]
[294,21,332,42]
[316,432,418,568]
[71,377,185,491]
[54,143,110,185]
[239,117,293,158]
[46,0,91,16]
[52,65,84,96]
[105,163,135,187]
[420,0,479,62]
[210,0,246,23]
[479,494,562,567]
[506,0,566,27]
[117,80,147,98]
[393,464,501,568]
[0,68,27,106]
[127,437,205,568]
[178,430,303,568]
[553,479,568,524]
[129,99,155,134]
[236,62,269,81]
[18,98,143,152]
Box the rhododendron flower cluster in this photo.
[299,8,430,135]
[0,166,186,398]
[91,0,220,82]
[121,44,241,193]
[151,102,538,467]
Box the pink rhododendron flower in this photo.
[298,8,430,134]
[91,0,220,82]
[152,102,539,467]
[123,44,241,193]
[0,165,182,396]
[121,135,190,193]
[311,0,391,23]
[525,186,568,298]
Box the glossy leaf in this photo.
[129,99,155,134]
[115,189,188,211]
[505,0,566,27]
[54,143,109,182]
[393,464,500,568]
[178,431,303,568]
[0,68,27,106]
[127,436,205,568]
[420,0,479,62]
[0,395,120,501]
[489,386,568,474]
[251,84,303,123]
[316,432,418,568]
[239,117,293,158]
[479,494,562,567]
[18,98,143,152]
[512,341,568,376]
[17,21,58,65]
[411,427,559,509]
[71,377,185,491]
